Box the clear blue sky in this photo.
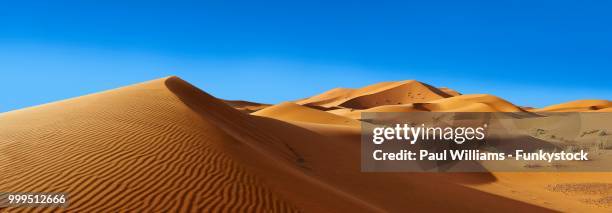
[1,0,611,113]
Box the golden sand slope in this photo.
[253,102,361,127]
[0,77,560,212]
[244,113,554,213]
[223,100,271,113]
[0,77,300,212]
[297,80,457,109]
[0,77,378,212]
[287,84,612,211]
[288,120,612,212]
[328,105,424,119]
[533,100,612,112]
[294,87,355,107]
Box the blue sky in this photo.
[1,0,611,113]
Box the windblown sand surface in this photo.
[327,94,526,119]
[0,77,300,212]
[1,77,610,212]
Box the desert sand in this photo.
[296,80,458,109]
[1,77,610,212]
[532,100,612,112]
[253,102,361,127]
[223,100,270,113]
[329,94,525,119]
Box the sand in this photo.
[438,87,462,96]
[296,80,456,109]
[0,77,300,212]
[253,102,361,127]
[295,87,355,107]
[1,76,610,212]
[224,100,271,113]
[330,94,524,119]
[533,100,612,112]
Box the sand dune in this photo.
[2,77,525,212]
[0,77,302,212]
[533,100,612,112]
[1,76,610,212]
[297,80,457,109]
[253,102,361,127]
[332,94,524,119]
[419,94,524,112]
[295,88,355,107]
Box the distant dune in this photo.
[296,80,457,109]
[295,87,355,108]
[532,100,612,112]
[327,94,524,119]
[223,99,270,113]
[1,77,610,212]
[253,102,361,127]
[423,94,524,112]
[295,82,610,114]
